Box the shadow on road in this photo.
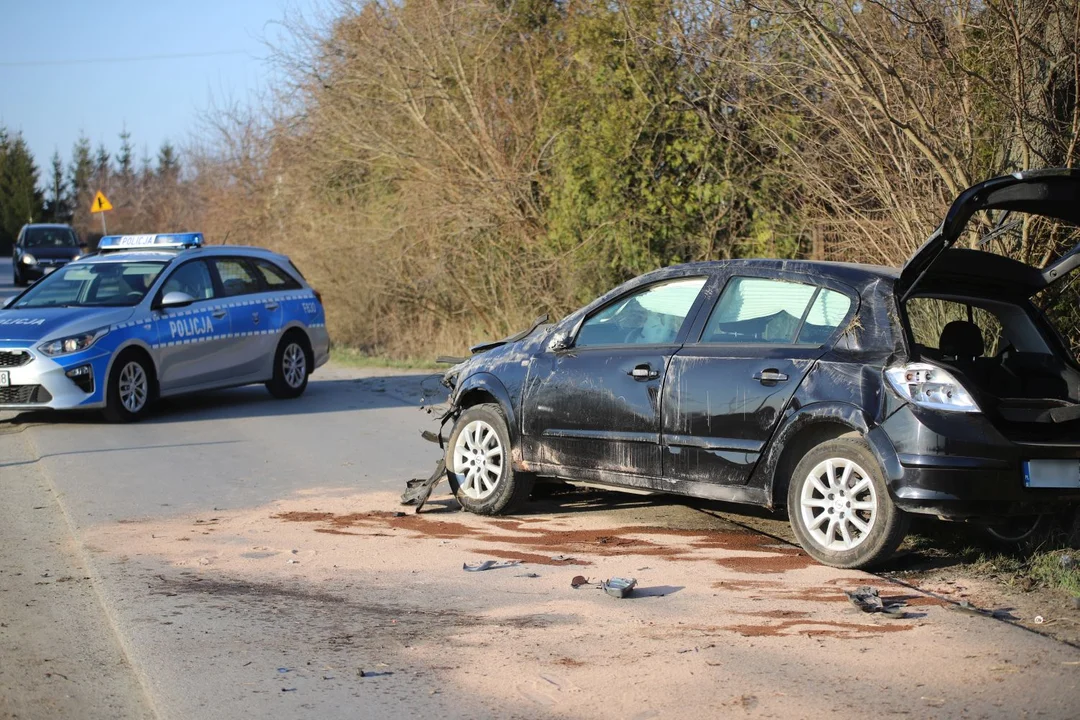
[0,440,243,468]
[1,373,447,426]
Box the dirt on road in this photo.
[83,488,1080,719]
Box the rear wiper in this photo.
[978,217,1023,250]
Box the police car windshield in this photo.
[13,261,166,309]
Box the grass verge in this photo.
[330,347,444,371]
[899,515,1080,599]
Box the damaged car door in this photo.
[662,274,856,497]
[522,277,709,485]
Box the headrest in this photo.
[939,320,984,358]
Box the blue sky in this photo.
[0,0,321,178]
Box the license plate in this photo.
[1023,459,1080,488]
[0,371,8,387]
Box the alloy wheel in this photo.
[799,457,878,551]
[283,343,306,388]
[119,361,148,413]
[452,420,504,500]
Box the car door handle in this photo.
[628,364,660,381]
[754,369,789,384]
[212,310,227,320]
[264,302,279,311]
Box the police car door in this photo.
[210,258,278,379]
[152,259,235,393]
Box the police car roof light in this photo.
[98,233,204,252]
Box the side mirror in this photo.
[160,291,196,309]
[549,331,573,352]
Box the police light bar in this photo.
[98,233,204,252]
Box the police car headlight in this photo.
[21,253,37,265]
[38,327,110,357]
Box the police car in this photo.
[0,233,330,422]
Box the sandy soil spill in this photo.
[85,490,1078,719]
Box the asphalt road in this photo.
[1,258,1079,719]
[1,257,17,303]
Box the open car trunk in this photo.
[899,169,1080,440]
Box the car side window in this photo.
[797,288,853,345]
[701,277,849,345]
[213,258,261,298]
[254,259,302,290]
[162,260,215,301]
[575,278,707,347]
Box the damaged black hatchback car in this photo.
[437,169,1080,569]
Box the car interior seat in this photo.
[223,277,247,296]
[939,321,984,362]
[938,320,986,384]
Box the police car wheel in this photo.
[104,354,154,423]
[266,334,310,399]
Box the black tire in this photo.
[787,438,909,569]
[102,351,155,423]
[266,333,311,399]
[445,403,533,515]
[13,265,26,286]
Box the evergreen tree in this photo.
[117,127,135,185]
[68,133,94,232]
[94,141,112,191]
[157,141,181,182]
[0,129,44,251]
[44,150,70,223]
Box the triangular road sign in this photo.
[92,190,113,213]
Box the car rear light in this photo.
[313,289,323,305]
[885,362,980,413]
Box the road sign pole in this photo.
[101,210,107,236]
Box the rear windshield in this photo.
[24,227,78,248]
[14,261,166,308]
[907,297,1005,357]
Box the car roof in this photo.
[21,223,74,230]
[79,244,291,265]
[659,258,900,286]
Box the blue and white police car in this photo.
[0,233,330,421]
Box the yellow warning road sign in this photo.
[92,191,113,213]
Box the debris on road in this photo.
[570,575,597,589]
[845,586,884,613]
[550,554,575,563]
[951,600,987,616]
[401,459,449,513]
[844,586,907,617]
[516,572,541,578]
[462,560,520,572]
[1035,615,1045,624]
[603,577,637,598]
